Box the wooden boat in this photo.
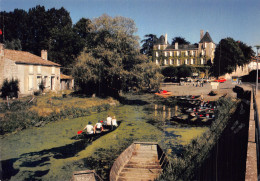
[71,170,103,181]
[154,90,173,98]
[110,142,169,181]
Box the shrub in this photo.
[0,78,19,99]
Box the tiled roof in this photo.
[4,49,61,66]
[60,74,73,80]
[199,32,214,43]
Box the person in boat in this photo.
[112,116,118,127]
[94,120,103,134]
[106,115,112,126]
[84,121,94,135]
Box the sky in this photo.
[1,0,260,52]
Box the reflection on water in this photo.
[1,100,208,180]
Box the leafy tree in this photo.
[171,37,190,45]
[140,34,158,57]
[4,39,22,50]
[177,65,192,78]
[1,6,85,71]
[211,38,254,77]
[0,78,19,99]
[161,66,178,78]
[73,14,162,97]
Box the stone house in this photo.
[0,44,62,95]
[153,30,215,67]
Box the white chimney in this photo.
[175,42,178,50]
[41,50,47,60]
[165,33,167,44]
[200,30,204,40]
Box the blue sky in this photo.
[1,0,260,51]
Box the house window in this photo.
[37,66,41,74]
[158,45,160,49]
[164,59,168,65]
[177,51,180,56]
[164,52,167,56]
[28,75,33,90]
[170,59,173,65]
[156,59,159,65]
[29,65,33,74]
[201,50,204,56]
[201,58,204,64]
[37,76,42,90]
[177,59,180,66]
[185,51,188,56]
[156,52,159,57]
[170,51,172,56]
[52,67,55,74]
[191,59,194,65]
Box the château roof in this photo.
[199,32,214,43]
[4,49,61,66]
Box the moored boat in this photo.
[110,142,168,181]
[71,170,103,181]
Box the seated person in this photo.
[84,121,94,135]
[106,115,112,126]
[94,120,103,133]
[112,116,118,127]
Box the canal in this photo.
[1,94,208,180]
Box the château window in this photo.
[164,59,168,65]
[177,59,180,66]
[170,51,172,56]
[190,59,193,65]
[170,59,173,65]
[177,51,180,56]
[201,58,204,64]
[185,51,188,56]
[156,59,159,65]
[156,52,159,57]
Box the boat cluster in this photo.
[171,96,217,125]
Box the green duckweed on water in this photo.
[1,96,209,180]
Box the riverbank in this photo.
[0,92,119,136]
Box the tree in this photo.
[177,65,192,78]
[1,6,85,72]
[73,14,162,97]
[140,34,158,57]
[211,38,254,77]
[161,66,178,78]
[171,37,190,45]
[0,78,19,99]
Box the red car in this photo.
[214,78,226,83]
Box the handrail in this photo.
[252,87,260,178]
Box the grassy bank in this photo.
[157,97,237,180]
[0,92,119,135]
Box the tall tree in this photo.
[171,36,190,45]
[211,38,254,77]
[73,14,162,97]
[140,34,158,57]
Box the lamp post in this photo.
[255,45,260,94]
